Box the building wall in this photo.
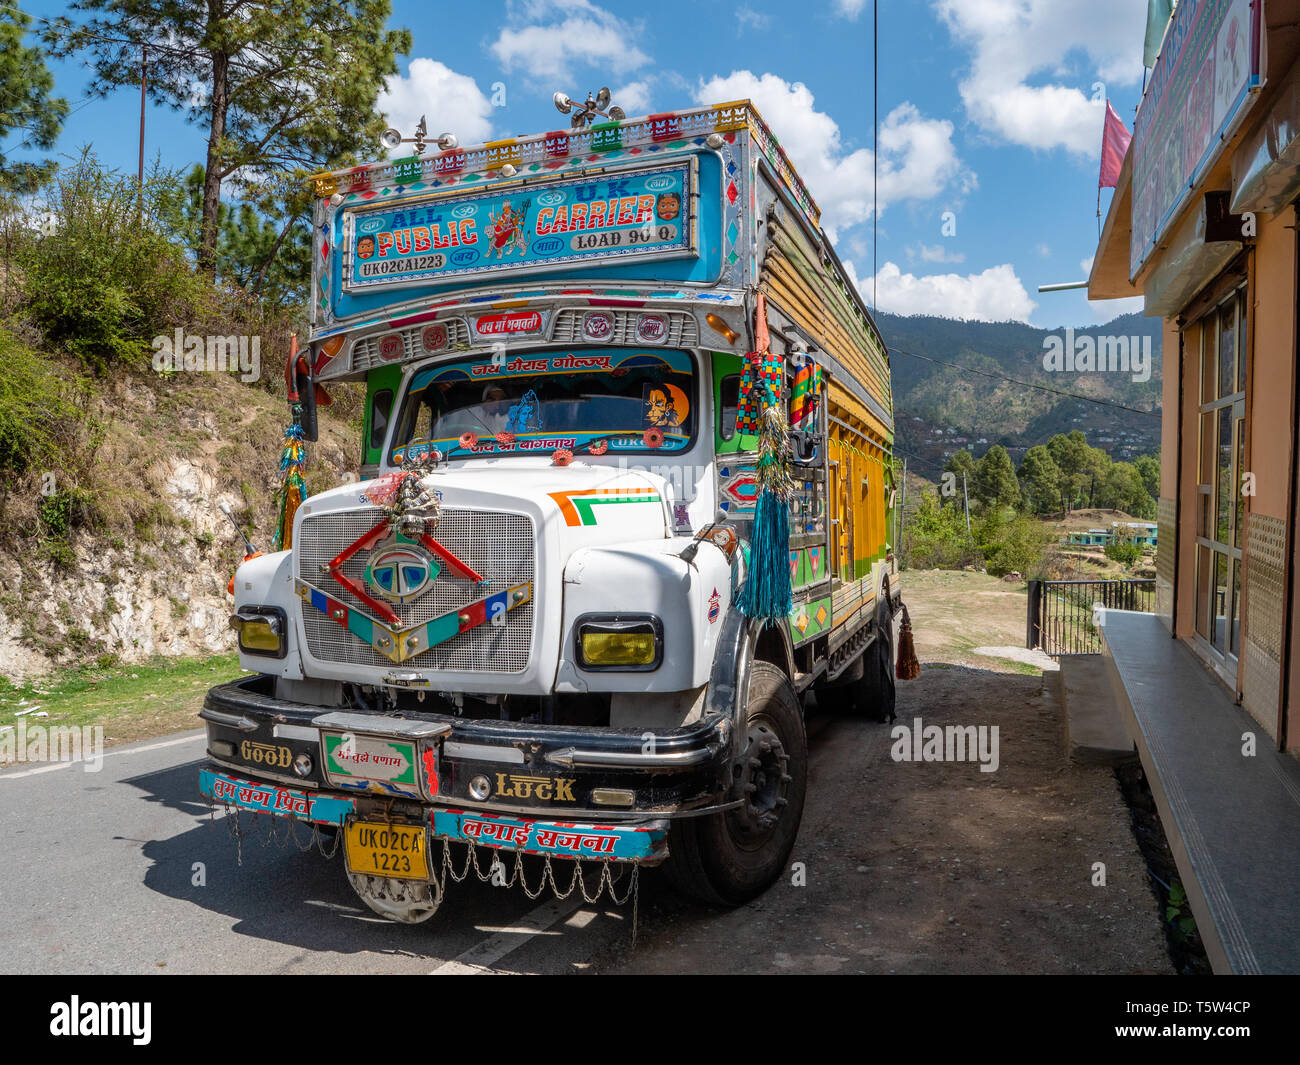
[1247,208,1296,520]
[1162,210,1296,741]
[1239,209,1297,743]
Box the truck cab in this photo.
[201,99,901,922]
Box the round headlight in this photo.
[468,774,491,801]
[293,753,313,778]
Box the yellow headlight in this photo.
[580,631,657,666]
[239,620,282,654]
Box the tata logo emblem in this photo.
[582,312,613,341]
[495,773,576,802]
[364,542,439,603]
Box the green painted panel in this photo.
[363,364,404,467]
[713,351,760,454]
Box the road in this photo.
[0,730,638,975]
[1,645,1171,975]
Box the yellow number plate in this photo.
[343,820,431,880]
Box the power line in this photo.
[888,343,1161,418]
[872,0,878,312]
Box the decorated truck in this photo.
[199,96,908,923]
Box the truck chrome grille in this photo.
[296,507,535,673]
[550,308,699,346]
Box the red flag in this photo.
[1099,99,1132,188]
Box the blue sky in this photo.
[10,0,1150,328]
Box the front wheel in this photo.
[663,662,808,906]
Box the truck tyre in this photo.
[853,593,896,722]
[663,661,807,906]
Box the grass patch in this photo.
[0,652,246,763]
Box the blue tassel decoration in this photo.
[740,489,792,622]
[738,403,795,624]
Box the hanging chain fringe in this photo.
[205,801,641,944]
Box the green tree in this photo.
[159,163,310,307]
[943,449,976,479]
[903,489,974,569]
[1046,430,1090,510]
[0,5,68,195]
[1096,461,1156,519]
[18,149,203,372]
[47,0,411,272]
[941,448,975,507]
[1104,526,1142,567]
[972,444,1020,509]
[1017,445,1062,515]
[1135,453,1160,500]
[975,507,1050,577]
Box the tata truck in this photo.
[199,98,902,922]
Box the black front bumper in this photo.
[200,675,734,821]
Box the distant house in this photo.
[1118,521,1158,547]
[1064,528,1113,546]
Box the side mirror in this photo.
[790,430,820,465]
[294,360,318,442]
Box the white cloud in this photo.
[834,0,868,17]
[1079,254,1095,275]
[737,6,772,31]
[862,261,1037,321]
[935,0,1146,155]
[379,59,494,149]
[490,0,649,83]
[613,79,653,115]
[694,71,971,236]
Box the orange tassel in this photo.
[896,604,921,680]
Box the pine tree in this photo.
[1017,445,1062,515]
[973,444,1020,509]
[0,5,68,195]
[45,0,410,272]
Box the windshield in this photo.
[391,348,697,463]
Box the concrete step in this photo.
[1058,653,1137,765]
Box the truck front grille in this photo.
[296,507,535,673]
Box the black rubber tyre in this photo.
[663,662,808,906]
[854,593,896,722]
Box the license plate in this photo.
[343,819,431,880]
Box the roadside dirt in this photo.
[595,571,1172,974]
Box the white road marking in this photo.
[430,895,587,974]
[0,732,205,780]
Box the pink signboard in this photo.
[1130,0,1264,277]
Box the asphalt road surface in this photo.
[2,663,1171,975]
[0,731,639,974]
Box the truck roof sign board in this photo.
[1130,0,1263,278]
[343,159,698,293]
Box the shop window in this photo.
[1193,284,1248,677]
